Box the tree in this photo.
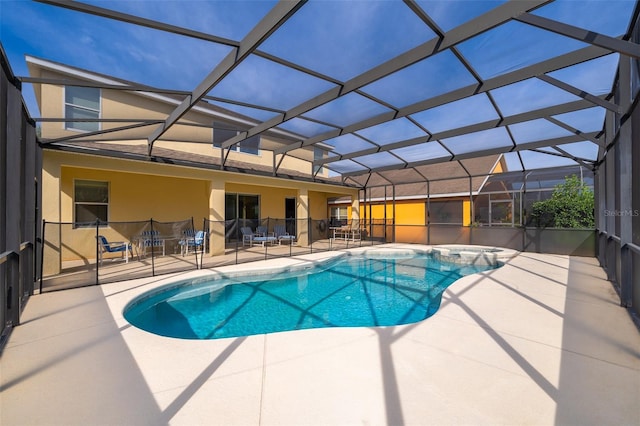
[530,175,594,228]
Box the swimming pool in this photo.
[124,250,500,340]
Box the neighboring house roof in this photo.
[330,154,504,203]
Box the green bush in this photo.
[530,175,594,228]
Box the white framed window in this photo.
[331,206,348,220]
[65,86,100,132]
[330,206,348,226]
[74,179,109,227]
[213,123,260,155]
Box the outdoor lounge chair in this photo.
[331,221,362,242]
[241,226,276,247]
[274,224,295,245]
[138,230,165,257]
[256,225,271,237]
[97,235,133,265]
[179,230,207,256]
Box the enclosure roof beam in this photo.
[544,117,605,147]
[340,133,598,178]
[146,0,305,155]
[515,12,640,59]
[537,75,623,113]
[223,0,552,150]
[40,122,161,145]
[550,146,596,170]
[36,0,240,47]
[315,98,597,166]
[277,43,610,155]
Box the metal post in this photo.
[469,176,474,245]
[150,219,156,276]
[618,54,633,307]
[522,171,527,251]
[8,252,20,326]
[426,181,431,245]
[95,220,100,285]
[384,185,387,243]
[39,220,45,293]
[392,185,396,243]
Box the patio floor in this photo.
[40,238,373,292]
[1,245,639,425]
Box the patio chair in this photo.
[138,230,165,257]
[179,230,207,256]
[96,235,133,265]
[256,225,271,237]
[241,226,276,247]
[274,224,295,245]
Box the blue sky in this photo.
[0,0,636,173]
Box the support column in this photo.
[297,188,309,246]
[618,55,633,307]
[42,156,62,275]
[351,196,360,222]
[208,179,225,255]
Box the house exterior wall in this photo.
[32,58,359,272]
[309,191,330,219]
[332,198,471,229]
[60,167,210,222]
[32,63,325,176]
[41,149,357,271]
[226,183,298,218]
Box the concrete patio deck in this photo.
[1,245,639,425]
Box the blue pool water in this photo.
[124,253,499,339]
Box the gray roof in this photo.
[50,141,343,186]
[331,154,502,203]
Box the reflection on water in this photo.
[125,254,498,339]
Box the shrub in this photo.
[530,175,594,228]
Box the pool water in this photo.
[124,253,498,339]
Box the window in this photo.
[213,123,260,155]
[428,200,462,224]
[225,193,260,240]
[65,86,100,132]
[330,206,348,227]
[313,146,324,175]
[490,200,514,226]
[74,180,108,226]
[225,193,260,222]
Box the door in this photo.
[225,193,260,241]
[285,197,296,235]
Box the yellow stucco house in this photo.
[329,155,507,241]
[28,56,360,272]
[29,56,507,273]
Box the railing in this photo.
[39,218,388,293]
[0,241,35,352]
[625,241,640,255]
[38,216,607,296]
